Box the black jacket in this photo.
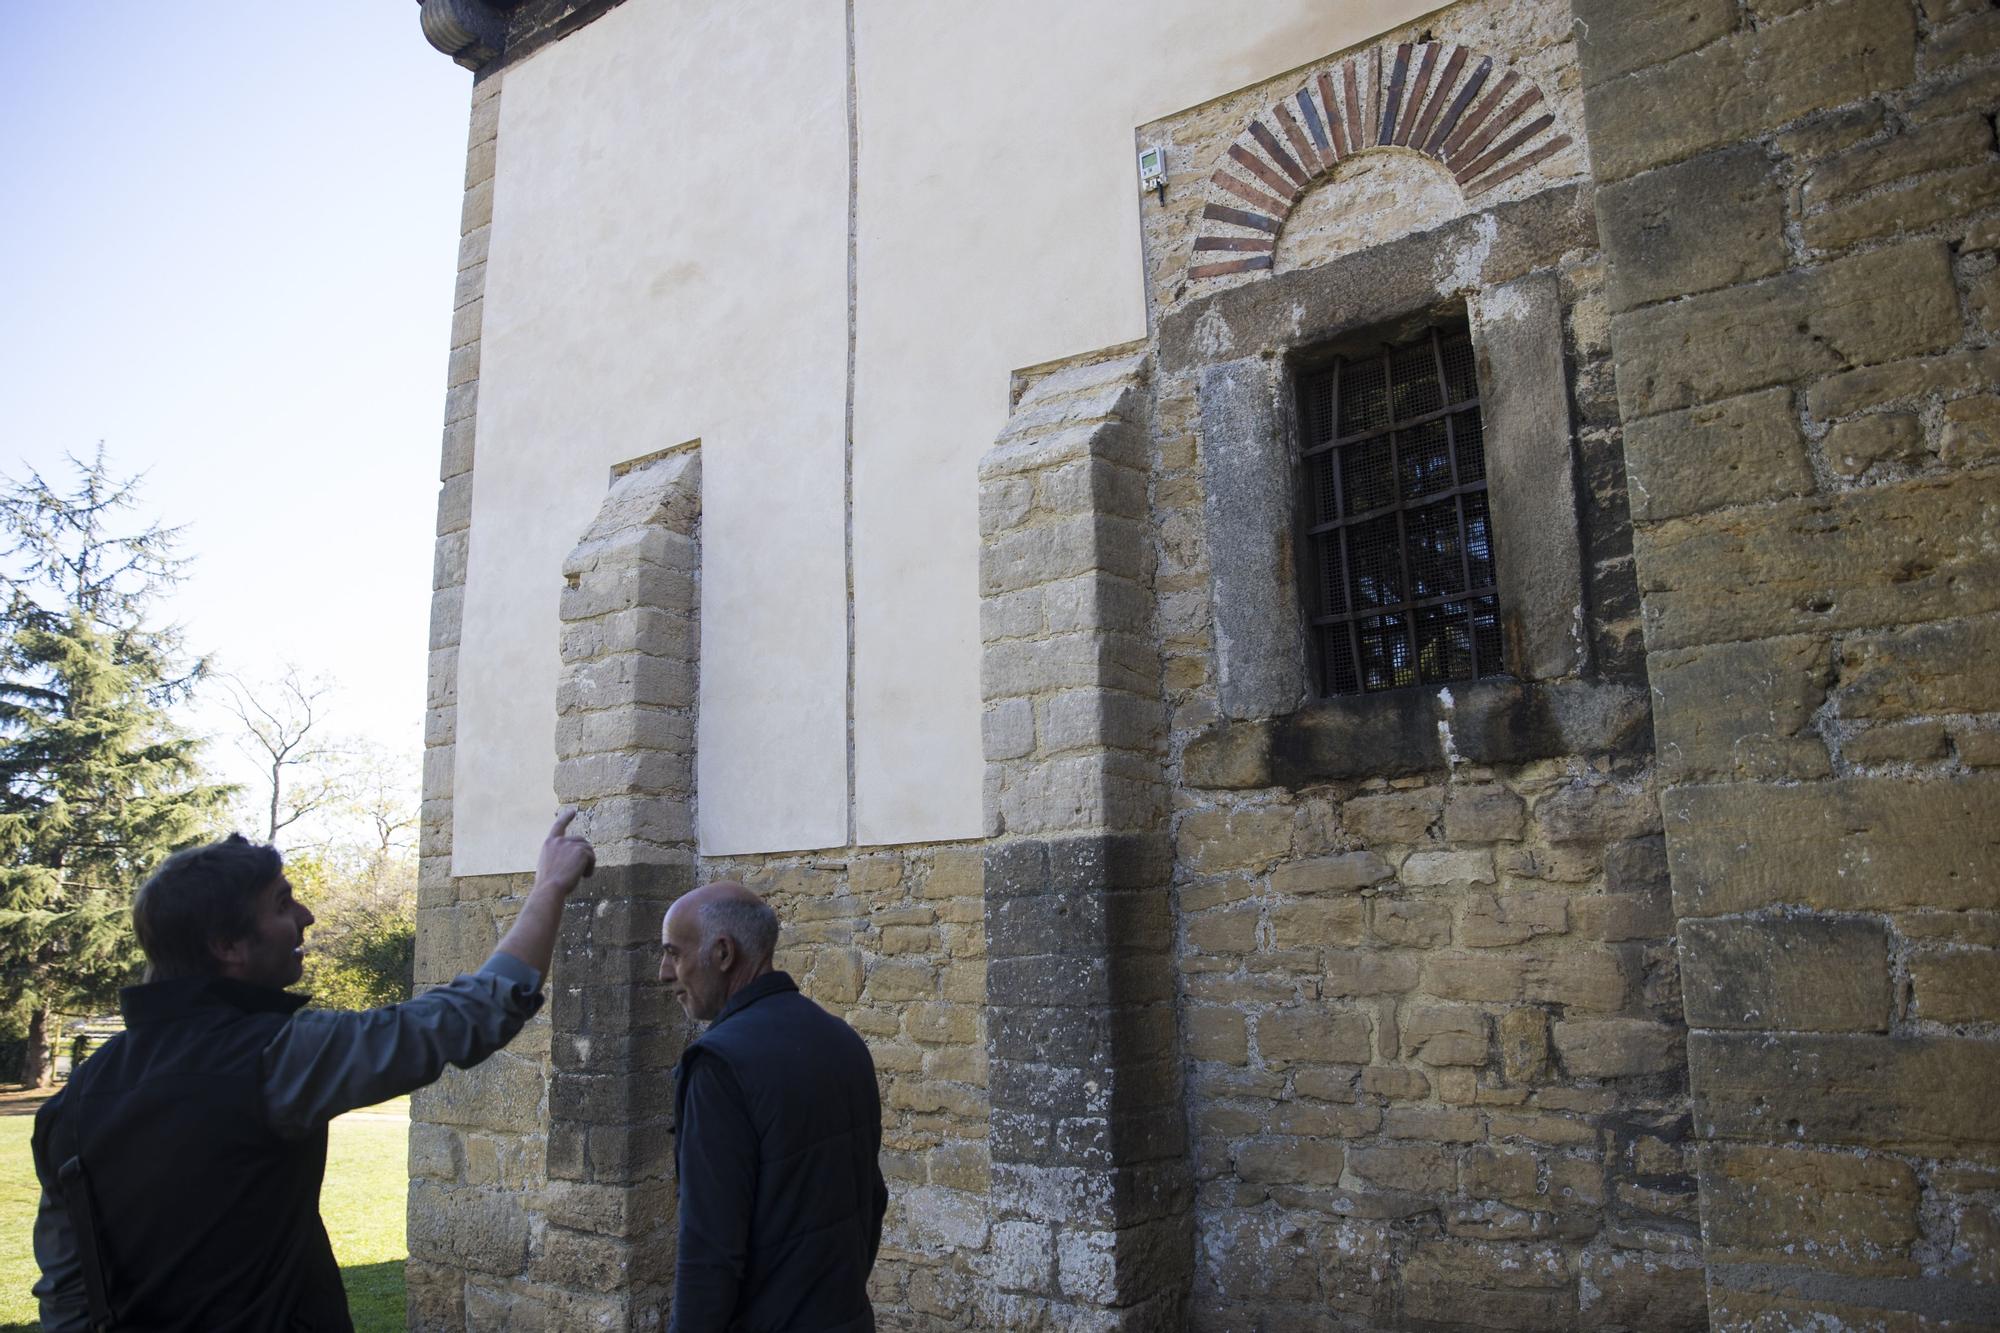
[32,977,351,1332]
[670,972,886,1333]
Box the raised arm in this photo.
[496,808,596,976]
[261,811,597,1135]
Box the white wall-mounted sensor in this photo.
[1138,145,1168,200]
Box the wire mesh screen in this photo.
[1297,325,1503,697]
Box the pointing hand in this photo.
[537,808,597,896]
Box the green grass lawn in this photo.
[1,1095,411,1332]
[0,1108,43,1333]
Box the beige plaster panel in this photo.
[454,0,850,869]
[850,0,1439,844]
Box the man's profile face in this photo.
[659,903,725,1022]
[221,875,314,989]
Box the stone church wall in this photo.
[702,842,997,1326]
[1127,5,1704,1326]
[406,0,2000,1328]
[1575,0,2000,1325]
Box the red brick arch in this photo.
[1188,42,1573,281]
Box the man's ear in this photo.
[209,934,249,976]
[712,933,739,975]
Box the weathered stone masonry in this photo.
[977,351,1191,1330]
[410,0,2000,1328]
[1575,0,2000,1325]
[1129,5,1701,1322]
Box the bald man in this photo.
[659,882,886,1332]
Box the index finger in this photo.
[549,808,578,839]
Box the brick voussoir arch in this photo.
[1189,41,1574,280]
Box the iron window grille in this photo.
[1296,324,1504,696]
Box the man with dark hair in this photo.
[31,811,596,1332]
[129,833,287,981]
[658,881,886,1333]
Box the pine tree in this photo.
[0,448,232,1086]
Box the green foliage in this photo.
[302,906,414,1011]
[291,851,415,1011]
[0,450,231,1083]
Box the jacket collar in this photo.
[708,970,798,1030]
[119,975,309,1026]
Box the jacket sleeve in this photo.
[869,1163,887,1269]
[31,1186,91,1333]
[668,1053,757,1333]
[262,952,545,1138]
[30,1093,90,1332]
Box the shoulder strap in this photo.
[55,1155,115,1332]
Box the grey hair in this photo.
[697,894,779,964]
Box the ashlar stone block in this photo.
[406,1182,529,1278]
[1840,719,1948,764]
[1582,0,1916,183]
[1650,634,1832,782]
[1400,1238,1575,1329]
[1470,272,1588,682]
[1597,145,1789,312]
[1185,1006,1248,1065]
[1804,162,2000,253]
[1342,788,1442,844]
[1839,614,2000,718]
[1348,1142,1458,1195]
[1401,850,1497,887]
[1534,781,1661,843]
[1908,949,2000,1023]
[1700,1144,1919,1277]
[1690,1032,2000,1154]
[1371,897,1453,949]
[1807,346,2000,419]
[1623,388,1812,523]
[1197,357,1306,719]
[1269,896,1366,951]
[1636,471,2000,652]
[1611,240,1960,420]
[1571,0,1737,88]
[1801,114,1993,211]
[1441,785,1526,843]
[1666,774,2000,914]
[1176,807,1294,873]
[1459,891,1568,948]
[1423,950,1631,1012]
[1268,851,1393,894]
[1234,1136,1344,1186]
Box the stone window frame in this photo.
[1289,314,1505,699]
[1194,265,1587,728]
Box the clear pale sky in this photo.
[0,6,474,801]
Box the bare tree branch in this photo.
[216,665,350,843]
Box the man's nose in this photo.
[298,903,315,929]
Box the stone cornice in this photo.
[419,0,508,70]
[417,0,631,74]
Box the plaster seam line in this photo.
[843,0,859,852]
